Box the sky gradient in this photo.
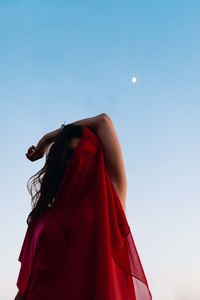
[0,1,199,299]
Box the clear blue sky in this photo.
[0,1,199,299]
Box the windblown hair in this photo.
[26,124,83,226]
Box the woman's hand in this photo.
[25,128,63,162]
[26,135,49,161]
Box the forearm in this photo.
[45,113,105,143]
[45,127,63,144]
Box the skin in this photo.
[26,113,127,211]
[16,113,127,299]
[96,114,127,211]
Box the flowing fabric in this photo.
[16,125,152,300]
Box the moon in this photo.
[131,76,137,84]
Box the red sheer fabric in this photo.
[17,126,152,300]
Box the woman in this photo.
[14,113,152,300]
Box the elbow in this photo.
[100,113,112,123]
[98,113,113,130]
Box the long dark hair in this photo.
[26,124,83,226]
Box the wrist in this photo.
[45,128,63,143]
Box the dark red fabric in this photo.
[17,125,152,300]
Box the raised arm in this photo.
[26,113,105,161]
[25,113,127,212]
[74,113,127,212]
[96,114,127,213]
[62,113,127,211]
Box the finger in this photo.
[27,146,35,154]
[27,147,38,155]
[26,150,43,161]
[25,153,34,161]
[26,150,36,158]
[27,149,33,154]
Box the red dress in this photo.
[17,126,152,300]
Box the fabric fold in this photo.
[16,125,152,300]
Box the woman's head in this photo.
[26,124,83,226]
